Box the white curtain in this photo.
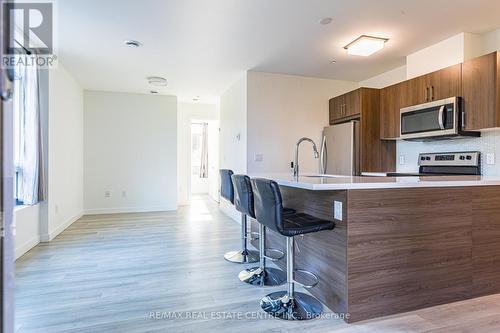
[14,55,42,205]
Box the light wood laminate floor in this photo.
[15,196,500,333]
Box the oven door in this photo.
[400,97,459,140]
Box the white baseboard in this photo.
[83,205,177,215]
[15,235,41,259]
[40,211,84,242]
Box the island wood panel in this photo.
[250,184,500,323]
[346,188,473,322]
[250,187,348,316]
[471,186,500,296]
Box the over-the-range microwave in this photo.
[399,97,480,141]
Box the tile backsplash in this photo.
[396,129,500,176]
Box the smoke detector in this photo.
[146,76,167,87]
[124,40,143,48]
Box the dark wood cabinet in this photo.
[344,89,361,118]
[329,90,361,123]
[401,63,462,107]
[427,63,462,101]
[462,51,500,130]
[329,88,396,172]
[380,81,406,139]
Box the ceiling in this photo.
[57,0,500,103]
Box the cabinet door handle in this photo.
[425,87,429,102]
[431,86,434,101]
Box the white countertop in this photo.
[248,173,500,190]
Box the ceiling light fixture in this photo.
[344,35,388,57]
[124,40,143,48]
[150,90,158,94]
[330,60,337,64]
[319,17,333,25]
[146,76,167,87]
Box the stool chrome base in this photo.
[260,291,323,321]
[224,250,259,264]
[238,267,286,286]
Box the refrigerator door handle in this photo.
[320,135,327,174]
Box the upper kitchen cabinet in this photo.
[427,63,462,101]
[380,81,406,139]
[462,51,500,130]
[329,89,361,123]
[402,63,462,107]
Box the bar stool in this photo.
[219,169,259,264]
[232,174,288,287]
[251,178,335,321]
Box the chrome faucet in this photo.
[293,137,319,180]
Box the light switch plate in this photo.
[334,201,343,221]
[487,153,495,165]
[254,153,263,162]
[399,155,405,165]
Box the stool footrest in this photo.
[263,248,285,261]
[245,231,259,241]
[293,269,319,289]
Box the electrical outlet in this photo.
[54,204,59,215]
[334,201,343,221]
[487,153,495,165]
[254,153,263,162]
[104,191,111,198]
[399,155,405,165]
[122,190,127,198]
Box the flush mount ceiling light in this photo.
[124,40,143,48]
[146,76,167,87]
[344,35,389,57]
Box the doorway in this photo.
[189,120,219,201]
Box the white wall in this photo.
[219,74,248,220]
[247,71,359,174]
[220,75,248,173]
[15,64,85,257]
[14,205,40,259]
[360,65,407,89]
[84,91,177,214]
[177,102,219,205]
[406,33,484,79]
[483,28,500,54]
[45,64,84,241]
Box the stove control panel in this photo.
[418,152,480,167]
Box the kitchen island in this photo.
[249,174,500,322]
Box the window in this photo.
[12,53,42,205]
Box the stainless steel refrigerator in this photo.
[319,121,360,176]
